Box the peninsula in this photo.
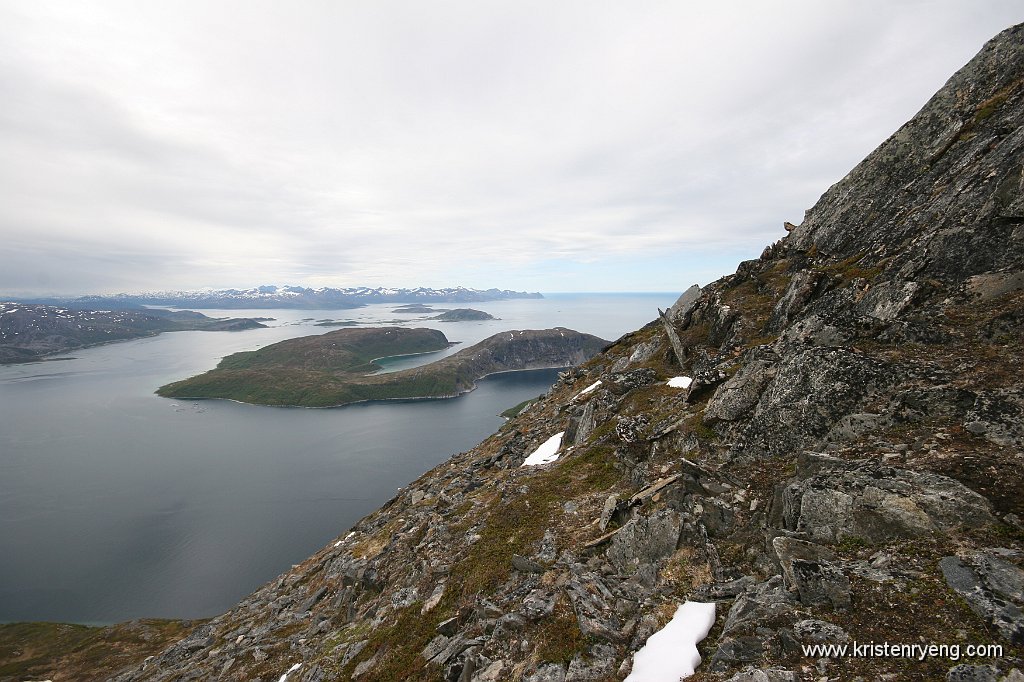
[157,327,608,407]
[0,303,267,364]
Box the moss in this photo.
[450,445,621,602]
[816,251,881,284]
[501,395,541,418]
[836,535,870,553]
[0,619,199,682]
[339,602,451,682]
[534,604,586,664]
[975,84,1014,122]
[720,259,793,335]
[684,411,718,441]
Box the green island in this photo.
[429,308,496,321]
[156,326,608,407]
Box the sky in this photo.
[0,1,1021,296]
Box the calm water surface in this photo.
[0,293,677,623]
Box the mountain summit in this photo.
[109,24,1024,682]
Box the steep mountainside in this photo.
[0,303,266,364]
[157,328,607,407]
[113,25,1024,682]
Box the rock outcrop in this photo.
[113,24,1024,682]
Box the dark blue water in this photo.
[0,293,678,623]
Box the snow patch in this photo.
[625,601,716,681]
[521,432,564,466]
[574,380,602,399]
[278,662,301,682]
[667,376,693,389]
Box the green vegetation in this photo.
[818,252,882,284]
[430,308,496,321]
[449,444,619,601]
[535,604,587,664]
[974,79,1019,122]
[339,601,452,682]
[500,395,541,418]
[158,327,607,407]
[0,619,197,682]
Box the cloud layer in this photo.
[1,1,1021,295]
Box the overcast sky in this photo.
[1,1,1021,296]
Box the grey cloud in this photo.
[0,1,1021,294]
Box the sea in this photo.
[0,292,678,624]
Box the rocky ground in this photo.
[39,22,1024,682]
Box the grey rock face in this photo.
[940,550,1024,644]
[792,618,849,643]
[705,355,778,424]
[606,508,682,572]
[947,665,1001,682]
[782,459,995,543]
[668,284,702,324]
[523,663,567,682]
[724,669,798,682]
[736,347,889,457]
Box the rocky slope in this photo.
[113,24,1024,682]
[157,327,607,407]
[0,303,266,364]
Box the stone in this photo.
[565,643,617,681]
[789,559,851,609]
[606,368,657,394]
[792,619,850,643]
[946,664,1000,682]
[606,508,683,572]
[598,495,617,531]
[724,669,798,682]
[782,460,995,544]
[437,616,460,637]
[521,589,558,620]
[705,357,778,424]
[940,552,1024,644]
[512,554,544,573]
[523,663,567,682]
[668,284,702,323]
[471,660,505,682]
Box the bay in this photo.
[0,292,677,624]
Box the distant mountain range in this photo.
[15,285,544,310]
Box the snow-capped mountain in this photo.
[18,286,544,310]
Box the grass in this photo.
[500,395,542,418]
[535,603,587,664]
[449,444,620,602]
[158,328,605,407]
[338,602,452,682]
[0,619,198,682]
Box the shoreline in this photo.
[156,365,569,410]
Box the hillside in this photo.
[157,327,608,407]
[30,22,1024,682]
[0,303,266,364]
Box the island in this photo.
[0,303,267,364]
[393,304,442,314]
[157,326,608,407]
[429,308,496,321]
